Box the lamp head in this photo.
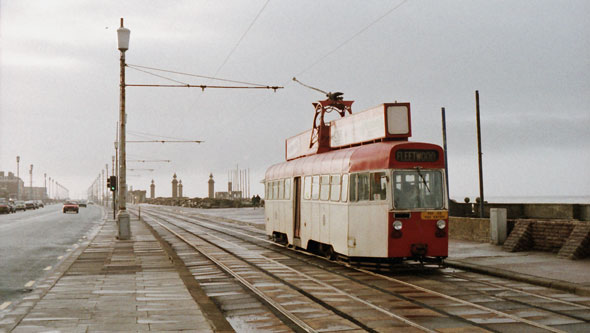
[117,18,130,52]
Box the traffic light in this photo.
[109,176,117,191]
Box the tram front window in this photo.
[393,170,444,209]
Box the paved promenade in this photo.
[1,215,226,333]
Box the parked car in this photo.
[62,201,79,214]
[78,200,87,208]
[14,201,26,211]
[0,199,12,214]
[35,200,44,208]
[25,200,37,210]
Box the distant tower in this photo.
[171,173,178,198]
[208,174,215,199]
[150,179,155,199]
[178,180,183,198]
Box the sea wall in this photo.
[450,201,590,221]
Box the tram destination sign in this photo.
[395,149,438,163]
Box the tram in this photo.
[264,98,448,264]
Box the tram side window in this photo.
[320,175,330,201]
[273,181,279,200]
[304,176,312,200]
[311,175,320,200]
[278,179,285,200]
[349,174,358,202]
[330,175,341,202]
[284,179,291,200]
[341,174,349,202]
[358,173,370,201]
[370,172,387,201]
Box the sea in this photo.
[451,195,590,204]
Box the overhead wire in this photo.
[126,64,270,87]
[244,0,411,113]
[212,0,271,78]
[293,0,410,78]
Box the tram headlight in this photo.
[436,220,446,230]
[393,220,403,231]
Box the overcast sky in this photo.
[1,0,589,202]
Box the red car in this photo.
[62,201,79,214]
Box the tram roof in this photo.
[266,141,444,180]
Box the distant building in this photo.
[129,190,146,204]
[178,180,183,198]
[208,174,215,199]
[0,171,25,200]
[150,180,155,199]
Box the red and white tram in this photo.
[264,99,448,264]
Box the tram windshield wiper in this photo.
[415,167,431,193]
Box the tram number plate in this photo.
[421,211,448,220]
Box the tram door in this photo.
[293,177,301,238]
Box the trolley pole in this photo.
[475,90,485,218]
[441,107,449,200]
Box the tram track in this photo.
[135,206,589,332]
[138,208,437,332]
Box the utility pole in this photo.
[441,107,449,200]
[475,90,485,218]
[44,173,47,200]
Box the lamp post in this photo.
[117,18,131,239]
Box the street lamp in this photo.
[116,18,131,239]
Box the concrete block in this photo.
[490,208,507,245]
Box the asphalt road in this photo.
[0,204,104,306]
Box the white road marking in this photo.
[0,302,11,310]
[24,280,35,288]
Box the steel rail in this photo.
[144,215,318,333]
[143,207,574,333]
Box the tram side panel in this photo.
[348,203,390,257]
[329,203,348,255]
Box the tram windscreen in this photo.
[393,170,444,209]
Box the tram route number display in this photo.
[395,149,438,163]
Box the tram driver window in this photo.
[393,170,444,209]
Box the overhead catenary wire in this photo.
[126,64,271,87]
[212,0,271,78]
[294,0,409,77]
[243,0,410,114]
